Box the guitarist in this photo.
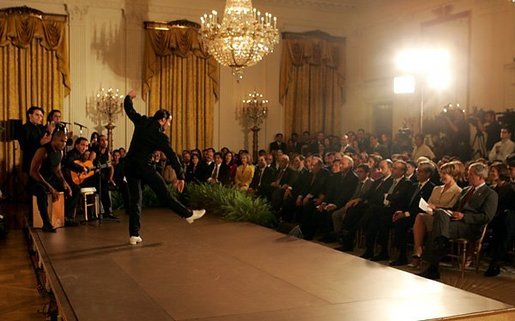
[89,135,116,220]
[63,137,91,225]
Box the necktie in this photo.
[459,187,475,211]
[276,169,285,184]
[211,164,219,179]
[388,178,399,194]
[409,183,422,206]
[258,168,265,186]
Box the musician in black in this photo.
[29,130,72,232]
[123,90,205,245]
[63,137,91,224]
[90,135,116,219]
[19,106,54,176]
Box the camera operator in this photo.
[475,110,501,151]
[441,109,470,161]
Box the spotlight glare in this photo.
[394,75,416,94]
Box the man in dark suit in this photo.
[420,162,498,279]
[390,161,435,266]
[207,152,230,186]
[288,133,302,154]
[314,156,359,242]
[290,157,329,238]
[249,155,275,197]
[334,164,374,251]
[199,148,215,182]
[270,155,298,212]
[269,133,287,153]
[339,134,356,155]
[368,160,413,261]
[356,159,394,258]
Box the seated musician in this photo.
[29,130,72,232]
[63,137,91,224]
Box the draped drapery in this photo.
[144,21,219,152]
[279,31,345,138]
[0,7,69,185]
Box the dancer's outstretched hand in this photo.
[176,180,185,193]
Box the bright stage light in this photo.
[394,47,451,91]
[394,75,416,94]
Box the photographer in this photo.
[478,110,501,151]
[442,109,470,161]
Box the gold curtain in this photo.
[0,8,70,183]
[144,22,219,152]
[279,32,345,138]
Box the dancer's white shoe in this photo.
[186,209,206,224]
[129,236,143,245]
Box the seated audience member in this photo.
[249,155,275,197]
[410,161,463,268]
[334,164,374,251]
[339,134,356,155]
[207,152,231,186]
[266,152,278,172]
[367,155,383,180]
[199,148,215,182]
[181,150,191,173]
[270,155,300,214]
[484,160,515,277]
[366,160,413,262]
[380,133,393,158]
[224,151,237,183]
[420,162,498,280]
[185,153,203,184]
[118,147,126,158]
[390,161,436,266]
[235,152,254,190]
[289,157,329,239]
[405,160,418,183]
[345,159,393,259]
[305,156,359,242]
[288,132,302,154]
[488,126,515,162]
[310,131,325,155]
[270,133,287,153]
[155,151,178,186]
[412,134,435,160]
[29,130,72,232]
[368,135,389,159]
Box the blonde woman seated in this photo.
[410,161,463,268]
[235,152,254,190]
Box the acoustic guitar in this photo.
[71,160,111,185]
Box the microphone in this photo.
[74,122,88,129]
[60,121,70,125]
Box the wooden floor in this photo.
[0,230,47,321]
[26,209,514,321]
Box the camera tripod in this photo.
[471,130,487,159]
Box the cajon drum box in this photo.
[33,192,65,228]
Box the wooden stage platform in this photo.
[30,209,514,321]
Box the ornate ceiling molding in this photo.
[257,0,361,10]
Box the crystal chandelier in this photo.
[200,0,279,80]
